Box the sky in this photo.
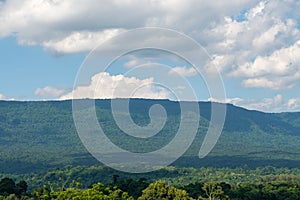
[0,0,300,112]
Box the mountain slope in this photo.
[0,99,300,173]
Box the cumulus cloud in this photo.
[59,72,170,100]
[204,0,300,80]
[0,0,299,60]
[1,0,300,111]
[1,0,299,72]
[35,86,66,99]
[168,66,197,77]
[251,19,296,50]
[232,40,300,90]
[0,0,256,54]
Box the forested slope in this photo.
[0,99,300,173]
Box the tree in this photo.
[34,181,133,200]
[0,178,16,196]
[198,182,229,200]
[138,180,193,200]
[15,181,28,196]
[182,182,205,199]
[113,178,150,199]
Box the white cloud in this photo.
[1,0,298,78]
[59,72,170,100]
[0,0,256,54]
[242,78,281,89]
[246,1,266,19]
[203,0,300,83]
[209,94,300,112]
[42,29,124,54]
[35,86,66,99]
[0,0,159,53]
[168,66,197,77]
[123,57,153,68]
[273,94,283,106]
[0,94,6,100]
[206,54,235,72]
[1,0,300,111]
[0,0,298,60]
[240,95,292,112]
[208,97,243,105]
[287,98,300,110]
[0,93,14,100]
[124,59,140,68]
[232,40,300,90]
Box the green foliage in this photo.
[3,165,300,194]
[2,166,300,199]
[230,182,300,200]
[112,177,150,199]
[0,178,28,198]
[199,182,228,200]
[1,100,300,174]
[138,180,193,200]
[0,178,16,196]
[0,99,300,173]
[1,99,300,199]
[34,182,133,200]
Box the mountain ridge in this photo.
[0,99,300,173]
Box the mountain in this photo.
[0,99,300,174]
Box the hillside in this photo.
[0,99,300,174]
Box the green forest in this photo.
[0,99,300,199]
[1,166,300,199]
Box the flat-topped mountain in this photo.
[0,99,300,173]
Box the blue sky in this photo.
[0,0,300,112]
[0,37,83,99]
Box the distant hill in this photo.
[0,99,300,174]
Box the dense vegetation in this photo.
[0,99,300,174]
[1,166,300,199]
[1,99,300,198]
